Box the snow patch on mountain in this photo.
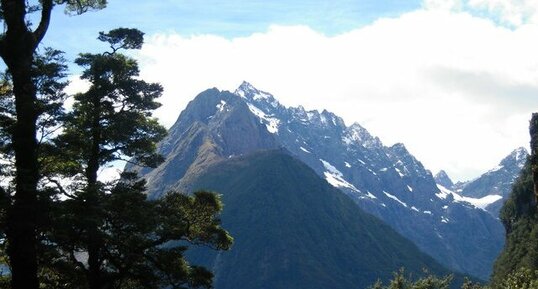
[300,147,311,153]
[366,191,377,199]
[216,100,227,112]
[436,184,503,210]
[383,191,408,208]
[224,82,504,279]
[320,159,360,193]
[514,147,528,162]
[468,195,504,209]
[246,103,280,134]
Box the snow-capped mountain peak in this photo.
[434,170,454,190]
[343,123,382,149]
[500,147,528,169]
[235,81,280,107]
[453,147,529,217]
[138,83,505,280]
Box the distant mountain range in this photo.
[434,147,528,217]
[131,82,525,281]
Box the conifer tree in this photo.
[46,28,232,289]
[0,2,106,288]
[0,47,69,288]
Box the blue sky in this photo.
[35,0,538,181]
[39,0,430,65]
[44,0,422,50]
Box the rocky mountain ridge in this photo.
[135,81,505,279]
[435,147,528,216]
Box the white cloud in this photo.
[468,0,538,26]
[136,9,538,182]
[423,0,463,11]
[63,75,90,110]
[423,0,538,26]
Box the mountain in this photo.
[135,82,504,280]
[185,149,462,289]
[450,147,529,216]
[130,88,279,198]
[435,170,455,190]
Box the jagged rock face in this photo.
[451,147,529,216]
[138,81,504,279]
[435,170,455,190]
[135,88,279,198]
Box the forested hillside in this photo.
[491,114,538,287]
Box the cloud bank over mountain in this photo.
[135,5,538,181]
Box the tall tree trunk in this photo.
[6,57,40,289]
[86,93,102,289]
[530,113,538,207]
[0,1,41,288]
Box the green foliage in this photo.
[98,28,144,52]
[460,278,487,289]
[492,159,538,286]
[47,175,232,289]
[56,0,108,15]
[0,48,68,160]
[367,269,453,289]
[491,114,538,287]
[52,28,166,178]
[36,28,232,289]
[497,267,538,289]
[367,270,496,289]
[0,48,68,286]
[0,1,107,288]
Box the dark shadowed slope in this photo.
[186,149,463,289]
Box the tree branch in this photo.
[45,177,78,200]
[33,0,54,49]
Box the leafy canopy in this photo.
[38,28,232,289]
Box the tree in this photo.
[46,28,232,289]
[491,114,538,287]
[48,177,232,289]
[530,113,538,206]
[0,47,69,288]
[367,269,453,289]
[497,267,538,289]
[0,1,106,288]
